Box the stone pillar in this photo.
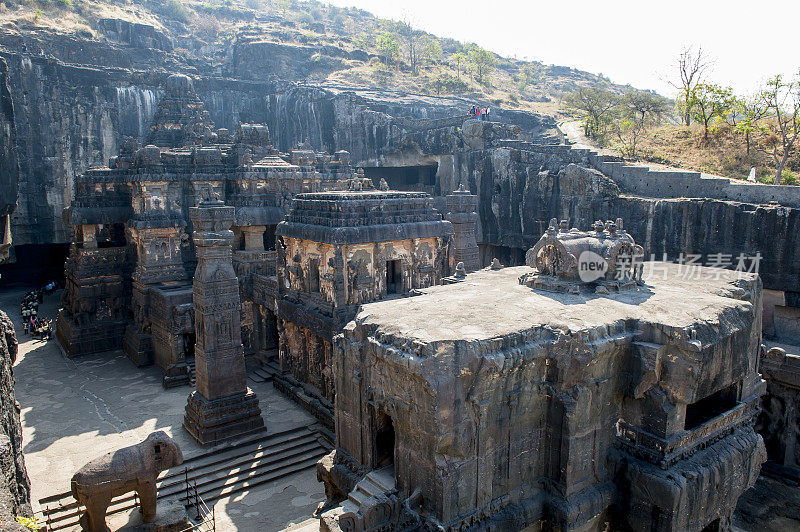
[445,185,480,272]
[183,198,264,446]
[242,226,265,251]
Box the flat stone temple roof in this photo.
[354,263,758,346]
[276,190,453,244]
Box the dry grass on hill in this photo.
[624,124,799,185]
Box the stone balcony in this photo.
[616,393,761,468]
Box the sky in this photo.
[325,0,800,98]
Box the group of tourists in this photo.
[469,105,491,121]
[20,289,53,341]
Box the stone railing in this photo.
[616,396,760,468]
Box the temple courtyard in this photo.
[2,287,324,531]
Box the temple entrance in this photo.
[181,332,195,361]
[257,306,279,354]
[386,260,400,294]
[374,410,395,468]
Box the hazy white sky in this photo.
[325,0,800,98]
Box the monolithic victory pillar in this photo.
[183,196,264,445]
[445,184,480,272]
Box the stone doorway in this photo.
[374,410,395,469]
[386,260,400,295]
[181,332,195,361]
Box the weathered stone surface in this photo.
[444,186,479,273]
[758,344,800,476]
[326,263,765,530]
[0,312,30,532]
[71,431,183,532]
[0,58,17,263]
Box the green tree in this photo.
[564,87,619,142]
[612,90,670,157]
[756,75,800,184]
[733,94,768,157]
[377,33,401,67]
[466,44,496,84]
[419,37,442,66]
[690,83,735,141]
[451,52,467,77]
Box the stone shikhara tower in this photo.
[183,195,264,445]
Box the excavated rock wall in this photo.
[0,58,18,263]
[0,53,560,250]
[1,56,280,246]
[0,312,31,531]
[457,149,800,295]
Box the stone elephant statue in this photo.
[71,431,184,532]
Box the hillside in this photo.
[0,0,635,113]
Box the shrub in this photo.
[433,74,469,94]
[155,0,192,23]
[782,169,798,186]
[195,13,220,41]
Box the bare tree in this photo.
[756,75,800,184]
[670,46,711,126]
[394,18,420,75]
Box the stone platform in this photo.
[183,389,265,447]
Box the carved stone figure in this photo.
[70,431,183,532]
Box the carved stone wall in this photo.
[0,58,18,264]
[273,191,453,416]
[758,346,800,476]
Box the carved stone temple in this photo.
[258,182,454,426]
[43,70,785,531]
[55,73,354,386]
[183,196,264,446]
[317,223,766,531]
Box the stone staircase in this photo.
[37,424,331,530]
[321,466,396,530]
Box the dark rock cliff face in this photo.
[0,52,560,248]
[0,312,31,530]
[2,56,281,246]
[0,57,18,262]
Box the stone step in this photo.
[367,466,396,492]
[348,488,370,507]
[359,475,390,497]
[339,499,359,515]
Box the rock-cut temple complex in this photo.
[0,70,783,530]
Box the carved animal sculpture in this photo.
[71,431,183,532]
